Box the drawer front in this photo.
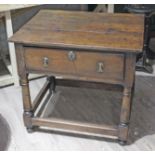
[24,47,124,81]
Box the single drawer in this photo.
[24,47,125,81]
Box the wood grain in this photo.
[9,10,144,144]
[1,76,155,150]
[24,47,124,82]
[9,10,144,52]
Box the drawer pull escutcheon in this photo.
[68,51,76,61]
[97,62,104,73]
[43,57,49,67]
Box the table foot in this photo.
[26,125,38,133]
[118,139,127,146]
[27,127,34,133]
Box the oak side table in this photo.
[9,10,144,145]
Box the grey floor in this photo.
[0,76,155,150]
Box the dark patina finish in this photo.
[9,10,144,145]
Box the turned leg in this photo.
[118,86,133,145]
[47,76,56,94]
[16,44,35,133]
[20,74,34,133]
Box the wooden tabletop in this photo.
[9,10,144,53]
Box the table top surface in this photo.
[9,10,144,53]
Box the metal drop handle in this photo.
[43,57,49,67]
[68,51,76,61]
[97,62,104,73]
